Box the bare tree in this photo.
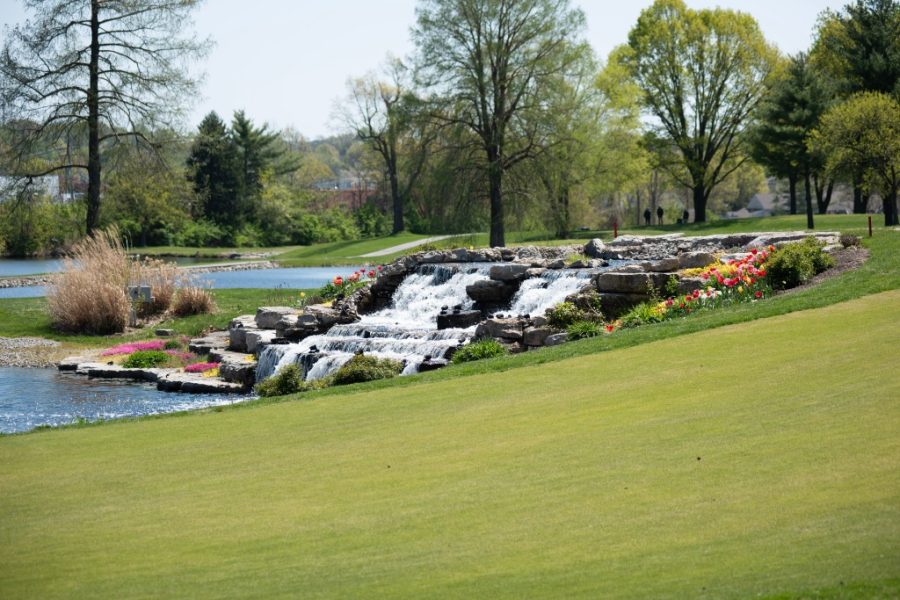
[0,0,208,234]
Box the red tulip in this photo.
[333,276,343,286]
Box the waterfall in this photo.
[256,263,491,383]
[507,269,595,317]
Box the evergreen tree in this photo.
[186,112,241,224]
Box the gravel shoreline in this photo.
[0,337,64,368]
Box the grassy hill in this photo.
[2,287,898,598]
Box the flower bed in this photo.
[318,265,384,300]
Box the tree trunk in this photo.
[788,172,797,215]
[86,0,101,235]
[556,187,570,239]
[388,154,403,234]
[885,183,899,226]
[488,147,504,247]
[852,175,870,213]
[814,175,833,215]
[804,170,814,230]
[692,184,707,223]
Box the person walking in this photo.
[643,207,651,226]
[656,206,664,225]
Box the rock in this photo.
[489,263,529,282]
[466,280,518,306]
[245,330,276,354]
[255,306,299,329]
[525,268,547,279]
[677,252,717,269]
[227,315,257,352]
[598,293,651,319]
[437,310,482,330]
[584,238,606,258]
[524,326,554,347]
[474,318,525,341]
[156,372,247,394]
[676,277,705,295]
[307,305,343,327]
[189,331,230,354]
[154,328,174,337]
[218,357,256,387]
[641,257,680,272]
[500,340,527,354]
[568,259,593,269]
[530,315,549,327]
[594,272,673,295]
[418,358,449,372]
[544,332,569,346]
[274,315,298,332]
[547,259,566,269]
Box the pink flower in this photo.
[184,362,219,373]
[333,276,343,286]
[755,291,763,299]
[100,340,166,356]
[349,272,360,282]
[367,270,376,278]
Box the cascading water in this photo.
[256,264,492,382]
[507,269,595,317]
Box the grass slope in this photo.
[2,291,898,598]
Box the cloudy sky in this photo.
[0,0,842,139]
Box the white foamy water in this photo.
[507,269,594,317]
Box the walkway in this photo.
[358,235,461,257]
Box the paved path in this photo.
[358,235,461,258]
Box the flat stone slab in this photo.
[157,372,247,394]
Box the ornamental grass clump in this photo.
[133,258,181,317]
[451,338,508,363]
[567,320,604,340]
[47,227,131,334]
[172,285,216,316]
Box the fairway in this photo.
[2,291,899,598]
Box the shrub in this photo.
[567,320,603,340]
[255,365,334,397]
[840,234,861,248]
[133,258,181,317]
[123,350,170,368]
[47,227,132,334]
[766,238,835,290]
[451,338,508,364]
[546,302,586,329]
[331,354,404,385]
[172,286,216,316]
[163,339,182,350]
[620,301,668,328]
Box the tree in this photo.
[750,54,835,227]
[231,110,294,213]
[0,0,207,235]
[413,0,588,247]
[813,0,900,98]
[186,112,241,224]
[621,0,778,222]
[341,59,432,234]
[810,92,900,226]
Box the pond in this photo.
[0,367,249,434]
[0,255,223,277]
[0,265,366,299]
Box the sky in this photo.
[1,0,843,140]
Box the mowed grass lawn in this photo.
[2,290,898,598]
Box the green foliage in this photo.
[620,301,667,328]
[665,275,680,297]
[623,0,778,221]
[766,238,835,290]
[809,92,900,226]
[451,338,508,364]
[0,195,85,256]
[566,320,603,340]
[546,302,586,330]
[122,350,170,369]
[256,364,304,397]
[331,354,404,385]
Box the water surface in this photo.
[0,367,247,434]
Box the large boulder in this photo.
[466,280,518,307]
[594,272,673,295]
[474,318,525,342]
[598,293,650,319]
[489,263,529,282]
[255,306,299,329]
[245,330,276,354]
[677,252,717,269]
[584,238,605,258]
[544,332,569,346]
[437,309,482,330]
[524,326,554,347]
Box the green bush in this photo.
[123,350,170,368]
[546,302,586,330]
[451,338,508,364]
[766,238,835,290]
[567,320,603,340]
[331,354,404,385]
[620,301,667,328]
[256,364,303,397]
